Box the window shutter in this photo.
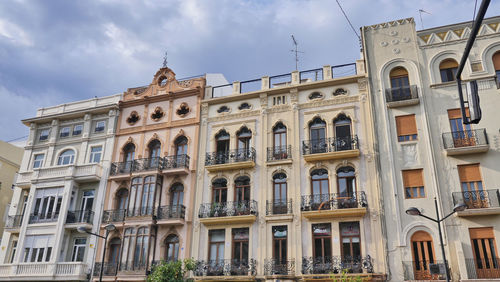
[402,169,424,187]
[447,108,470,119]
[396,115,417,136]
[469,227,494,239]
[493,52,500,70]
[390,67,409,78]
[458,164,482,182]
[440,59,459,69]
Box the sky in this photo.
[1,0,499,142]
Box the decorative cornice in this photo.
[299,95,360,110]
[208,110,260,122]
[266,104,291,114]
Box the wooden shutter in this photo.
[396,115,417,136]
[458,164,482,182]
[493,52,500,70]
[402,169,424,187]
[447,108,470,119]
[440,59,459,69]
[470,227,494,239]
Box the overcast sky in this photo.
[1,0,499,142]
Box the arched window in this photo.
[234,176,250,203]
[57,149,75,165]
[411,231,435,280]
[108,238,121,265]
[493,51,500,86]
[170,183,184,207]
[147,139,161,168]
[273,173,287,214]
[212,178,227,204]
[215,130,230,164]
[439,59,459,82]
[272,122,287,160]
[123,143,135,162]
[175,136,188,156]
[389,67,411,100]
[237,127,252,152]
[311,169,329,210]
[165,235,180,262]
[134,227,149,269]
[115,188,128,210]
[333,114,352,151]
[309,118,326,154]
[337,166,357,208]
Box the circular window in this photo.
[158,76,168,87]
[176,103,190,117]
[151,107,165,121]
[126,111,140,125]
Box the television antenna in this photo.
[290,35,304,70]
[419,9,431,30]
[162,51,168,68]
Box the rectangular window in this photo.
[232,228,249,263]
[340,222,361,260]
[22,235,54,263]
[59,127,70,138]
[272,226,287,262]
[458,164,486,209]
[8,240,17,263]
[469,227,499,278]
[89,146,102,163]
[312,223,332,260]
[208,229,225,262]
[402,169,425,198]
[39,129,50,141]
[31,188,63,223]
[71,238,87,262]
[395,114,417,142]
[33,154,44,169]
[94,121,105,133]
[72,124,83,136]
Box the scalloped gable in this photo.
[365,17,414,30]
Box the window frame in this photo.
[89,146,102,163]
[57,149,75,166]
[39,129,50,142]
[72,124,83,136]
[59,127,70,138]
[33,154,44,169]
[94,120,106,133]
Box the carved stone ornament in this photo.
[380,41,389,47]
[151,107,165,121]
[126,111,140,125]
[333,88,347,96]
[393,48,401,54]
[176,103,190,117]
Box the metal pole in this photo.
[435,198,450,282]
[99,229,109,282]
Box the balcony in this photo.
[194,259,257,277]
[0,262,87,280]
[301,192,367,219]
[205,148,256,172]
[5,215,23,230]
[266,200,293,216]
[102,209,126,224]
[264,259,295,276]
[126,207,154,219]
[118,261,150,274]
[385,85,419,107]
[93,262,118,276]
[266,146,292,165]
[402,260,447,280]
[109,155,190,177]
[302,136,359,162]
[162,155,190,175]
[66,210,94,229]
[452,190,500,216]
[29,213,59,224]
[465,257,500,279]
[156,205,185,225]
[302,256,373,275]
[198,200,258,226]
[442,129,489,156]
[16,164,103,187]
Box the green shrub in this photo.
[146,259,196,282]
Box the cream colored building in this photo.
[191,64,387,281]
[0,94,120,281]
[362,16,500,281]
[0,141,24,239]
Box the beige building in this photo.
[191,64,387,281]
[0,141,24,239]
[362,17,500,281]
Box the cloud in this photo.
[0,19,32,46]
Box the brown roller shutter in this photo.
[458,164,482,182]
[448,108,470,119]
[390,67,409,78]
[493,52,500,70]
[440,59,459,69]
[469,227,494,239]
[402,169,424,187]
[396,114,417,136]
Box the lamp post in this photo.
[77,223,116,282]
[406,198,467,282]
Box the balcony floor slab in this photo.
[302,207,367,220]
[200,215,257,226]
[205,161,255,172]
[303,149,359,162]
[456,207,500,217]
[445,144,489,156]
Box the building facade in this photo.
[362,17,500,281]
[0,95,120,281]
[93,67,205,281]
[191,64,387,281]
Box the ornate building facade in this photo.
[191,64,387,281]
[362,16,500,281]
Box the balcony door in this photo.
[237,127,252,161]
[448,109,474,147]
[311,169,329,210]
[470,227,500,279]
[123,143,135,172]
[389,67,410,100]
[165,235,180,262]
[340,222,361,270]
[148,139,161,168]
[337,167,357,208]
[309,118,326,153]
[273,226,287,264]
[215,130,230,164]
[312,223,332,270]
[411,231,437,280]
[273,122,287,158]
[209,229,225,262]
[232,228,249,273]
[273,173,287,214]
[333,114,352,151]
[108,238,121,266]
[459,164,487,209]
[79,190,94,222]
[175,136,188,166]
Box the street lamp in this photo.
[406,198,467,282]
[77,223,116,282]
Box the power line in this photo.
[6,135,28,142]
[335,0,360,41]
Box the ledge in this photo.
[266,159,293,166]
[194,276,256,281]
[445,144,489,156]
[303,149,360,162]
[456,207,500,217]
[156,218,185,226]
[302,207,367,220]
[199,215,257,226]
[386,98,419,108]
[162,167,189,176]
[205,161,255,172]
[265,214,294,223]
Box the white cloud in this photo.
[0,19,32,46]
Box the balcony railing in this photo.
[93,262,118,276]
[194,259,257,276]
[332,63,357,78]
[163,154,190,170]
[127,207,154,218]
[301,192,367,211]
[302,256,373,274]
[302,136,358,155]
[110,161,134,175]
[110,155,190,176]
[264,259,295,276]
[267,146,292,162]
[29,213,59,224]
[118,261,149,272]
[157,205,185,220]
[199,200,258,218]
[5,215,23,228]
[465,257,500,279]
[266,200,293,215]
[402,260,447,280]
[442,129,488,149]
[385,85,418,102]
[133,157,163,172]
[205,148,256,166]
[270,74,292,88]
[102,209,126,223]
[66,210,94,224]
[452,189,500,210]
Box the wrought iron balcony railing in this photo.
[157,205,185,220]
[385,85,418,102]
[132,157,163,172]
[452,189,500,210]
[102,209,126,223]
[402,260,447,280]
[29,212,59,224]
[267,146,292,162]
[109,155,190,175]
[266,200,293,215]
[205,148,256,166]
[264,259,295,276]
[465,257,500,279]
[301,192,367,211]
[93,262,118,276]
[163,154,189,170]
[302,136,358,155]
[66,210,94,224]
[5,215,23,228]
[442,129,488,149]
[302,256,373,274]
[110,161,134,175]
[194,259,257,276]
[118,260,149,272]
[198,200,258,218]
[126,207,154,218]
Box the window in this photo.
[175,136,188,156]
[273,226,287,263]
[273,173,287,214]
[127,176,158,216]
[126,112,140,125]
[439,59,459,83]
[170,183,184,207]
[493,51,500,87]
[312,223,332,260]
[57,149,75,165]
[238,102,251,110]
[402,169,425,199]
[22,235,54,263]
[72,124,83,136]
[89,146,102,163]
[33,154,44,169]
[273,95,287,105]
[134,227,149,269]
[8,240,17,263]
[217,106,230,113]
[147,139,161,168]
[395,114,417,142]
[389,67,411,100]
[309,92,323,100]
[31,188,63,223]
[71,238,86,262]
[458,164,486,209]
[215,130,230,164]
[237,126,252,152]
[340,222,361,261]
[448,109,474,147]
[333,114,352,150]
[59,127,70,138]
[115,188,129,210]
[121,228,134,266]
[209,229,225,262]
[311,168,329,210]
[272,122,287,159]
[108,238,121,265]
[123,143,135,172]
[79,190,94,222]
[212,178,227,204]
[234,176,250,213]
[337,166,358,208]
[94,121,106,133]
[232,228,249,264]
[411,231,435,280]
[165,235,180,262]
[469,227,500,278]
[39,129,50,141]
[308,118,326,154]
[151,107,164,121]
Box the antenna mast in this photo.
[419,9,431,30]
[290,35,304,70]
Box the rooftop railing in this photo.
[300,68,324,82]
[332,63,357,78]
[240,79,261,93]
[269,73,292,89]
